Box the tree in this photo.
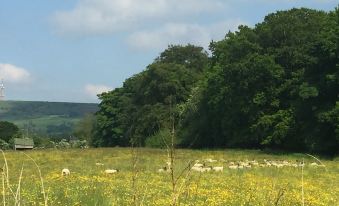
[0,121,20,142]
[94,45,209,147]
[73,114,96,142]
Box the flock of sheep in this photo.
[158,158,325,173]
[61,158,324,176]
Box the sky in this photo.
[0,0,337,103]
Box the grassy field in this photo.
[0,100,98,137]
[0,148,338,206]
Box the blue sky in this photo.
[0,0,337,103]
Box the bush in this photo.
[56,139,71,149]
[70,140,88,148]
[0,139,10,150]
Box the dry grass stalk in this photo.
[23,152,48,206]
[305,153,327,171]
[131,145,139,206]
[0,150,15,198]
[14,164,24,206]
[301,158,304,206]
[2,165,5,206]
[274,188,285,206]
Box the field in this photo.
[0,148,338,206]
[0,100,98,137]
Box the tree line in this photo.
[91,7,338,155]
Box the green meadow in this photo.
[0,148,338,206]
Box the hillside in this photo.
[0,100,98,138]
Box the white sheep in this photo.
[212,166,223,172]
[205,158,217,163]
[158,166,170,173]
[310,162,318,166]
[95,162,104,166]
[201,167,212,172]
[228,165,238,169]
[193,163,204,168]
[61,168,70,176]
[191,166,203,172]
[104,169,119,174]
[191,166,212,172]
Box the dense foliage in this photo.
[95,7,339,154]
[0,121,20,142]
[94,45,209,147]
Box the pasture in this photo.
[0,148,338,206]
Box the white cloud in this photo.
[0,63,31,83]
[127,20,246,50]
[52,0,225,35]
[85,84,113,98]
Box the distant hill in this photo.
[0,101,98,138]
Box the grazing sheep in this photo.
[250,161,259,166]
[95,163,104,166]
[104,169,119,174]
[244,164,252,169]
[199,167,212,172]
[228,165,238,170]
[158,166,170,173]
[62,168,70,176]
[191,166,203,172]
[193,163,205,168]
[205,158,217,163]
[191,166,212,172]
[212,166,223,172]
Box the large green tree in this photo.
[94,45,209,147]
[0,121,20,142]
[180,7,338,154]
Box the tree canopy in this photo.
[93,7,339,155]
[0,121,20,142]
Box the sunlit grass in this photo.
[0,148,338,205]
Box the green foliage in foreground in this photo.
[95,7,339,155]
[0,148,338,206]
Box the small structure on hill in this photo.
[0,79,5,101]
[14,138,34,150]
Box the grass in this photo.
[0,148,338,206]
[12,115,81,133]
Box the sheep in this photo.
[201,167,212,172]
[196,167,212,172]
[61,168,70,176]
[193,163,205,168]
[95,163,104,166]
[244,164,252,169]
[158,166,170,173]
[191,166,203,172]
[252,162,259,166]
[228,165,238,169]
[212,166,223,172]
[205,158,217,163]
[104,169,119,174]
[310,162,318,166]
[191,166,212,172]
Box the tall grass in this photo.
[0,148,337,205]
